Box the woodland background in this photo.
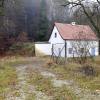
[0,0,100,55]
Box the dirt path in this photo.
[6,57,52,100]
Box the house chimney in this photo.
[71,22,76,25]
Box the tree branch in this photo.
[97,0,100,4]
[62,0,100,38]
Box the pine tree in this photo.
[37,0,49,41]
[0,0,4,15]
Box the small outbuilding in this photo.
[35,22,99,57]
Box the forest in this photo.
[0,0,100,55]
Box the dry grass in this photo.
[26,67,77,100]
[45,56,100,91]
[0,56,35,99]
[0,56,99,99]
[0,57,18,99]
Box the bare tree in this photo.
[62,0,100,53]
[71,31,97,64]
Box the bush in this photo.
[80,63,95,76]
[7,42,35,56]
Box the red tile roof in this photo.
[55,22,98,40]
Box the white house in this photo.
[35,22,99,57]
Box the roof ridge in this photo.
[55,22,89,27]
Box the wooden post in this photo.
[51,44,54,60]
[65,40,67,65]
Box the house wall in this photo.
[49,26,64,44]
[66,40,99,57]
[52,40,99,57]
[35,43,52,56]
[35,41,98,57]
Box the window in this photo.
[91,48,95,56]
[55,33,57,38]
[81,48,84,53]
[69,48,73,54]
[79,48,84,54]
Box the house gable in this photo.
[49,26,64,44]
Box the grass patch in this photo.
[25,94,36,100]
[0,56,34,99]
[76,75,100,90]
[27,67,77,100]
[45,56,100,91]
[0,57,18,99]
[7,42,35,56]
[46,62,80,80]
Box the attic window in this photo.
[55,33,57,38]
